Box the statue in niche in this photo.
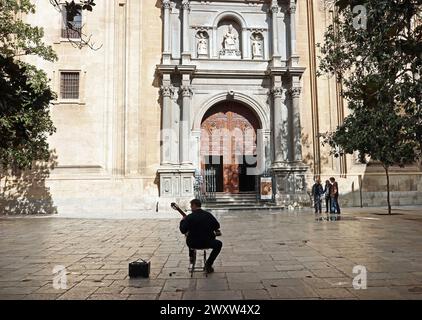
[223,24,237,50]
[252,41,262,57]
[219,23,241,59]
[196,31,208,57]
[197,38,207,54]
[251,32,263,59]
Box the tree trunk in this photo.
[384,165,391,214]
[2,174,6,193]
[0,173,3,198]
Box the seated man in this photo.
[179,199,222,273]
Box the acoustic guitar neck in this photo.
[171,203,186,217]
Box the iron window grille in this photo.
[60,72,80,99]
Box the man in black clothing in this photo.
[311,177,324,214]
[179,199,222,273]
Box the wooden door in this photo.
[201,103,258,193]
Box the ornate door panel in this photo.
[201,103,258,193]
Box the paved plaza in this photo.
[0,206,422,300]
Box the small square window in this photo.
[61,6,82,39]
[60,72,80,99]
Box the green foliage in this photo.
[63,0,96,29]
[0,1,57,175]
[0,56,56,173]
[318,0,421,213]
[0,0,57,61]
[319,0,421,165]
[65,0,96,16]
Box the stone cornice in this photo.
[267,66,289,76]
[287,66,306,76]
[191,25,269,32]
[156,64,177,74]
[177,65,197,74]
[194,69,268,77]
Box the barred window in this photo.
[61,7,82,39]
[60,72,80,99]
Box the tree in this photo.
[0,0,57,181]
[318,0,422,214]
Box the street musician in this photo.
[171,199,222,273]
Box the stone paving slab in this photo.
[1,206,422,300]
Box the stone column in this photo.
[113,1,127,176]
[182,0,190,56]
[272,87,289,165]
[270,1,279,57]
[289,0,299,66]
[241,28,248,59]
[290,86,303,162]
[279,9,287,61]
[126,0,141,175]
[212,27,218,58]
[162,0,171,62]
[180,85,192,165]
[160,84,174,165]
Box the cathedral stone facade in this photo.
[8,0,422,216]
[157,0,308,204]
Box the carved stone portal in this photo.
[200,102,259,193]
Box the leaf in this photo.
[335,0,352,12]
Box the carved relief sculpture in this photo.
[219,24,241,59]
[252,41,262,58]
[251,32,263,59]
[196,31,209,58]
[224,24,237,50]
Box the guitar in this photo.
[171,202,187,217]
[170,202,222,236]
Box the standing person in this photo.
[311,178,324,214]
[179,199,222,273]
[323,180,331,213]
[329,177,341,214]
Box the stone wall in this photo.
[3,0,421,216]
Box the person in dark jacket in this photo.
[329,177,341,214]
[311,177,324,214]
[179,199,222,273]
[323,180,331,213]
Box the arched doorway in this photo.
[200,101,260,193]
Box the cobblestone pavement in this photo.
[1,206,422,300]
